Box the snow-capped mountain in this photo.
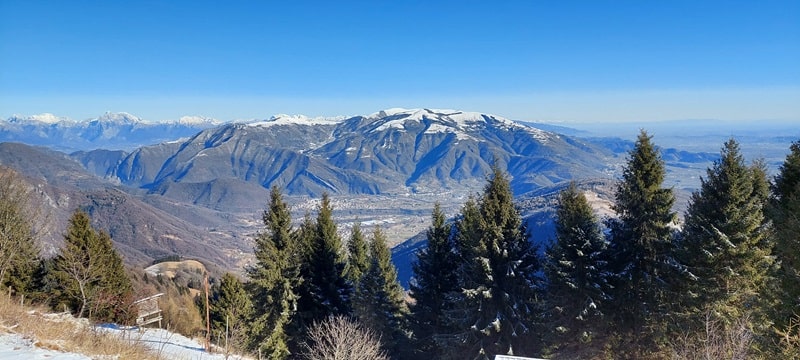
[1,112,222,152]
[72,108,614,205]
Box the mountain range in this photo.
[0,108,728,284]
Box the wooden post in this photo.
[205,272,211,352]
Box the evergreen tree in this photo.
[290,211,317,342]
[90,230,133,322]
[52,209,132,322]
[447,165,543,359]
[346,221,369,285]
[678,139,772,328]
[769,141,800,326]
[606,130,678,354]
[248,186,300,359]
[303,193,352,322]
[353,226,409,356]
[0,167,40,295]
[410,203,459,356]
[544,182,613,351]
[210,273,254,353]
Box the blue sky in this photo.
[1,1,798,123]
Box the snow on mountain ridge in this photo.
[366,107,552,141]
[244,113,346,127]
[7,113,74,124]
[95,111,145,124]
[178,115,223,126]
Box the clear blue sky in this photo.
[1,0,798,123]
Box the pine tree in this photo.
[410,203,459,356]
[210,273,254,353]
[0,167,40,296]
[606,130,678,354]
[248,186,300,359]
[353,226,409,356]
[769,141,800,327]
[52,209,131,322]
[346,222,370,285]
[678,139,772,329]
[303,193,352,322]
[91,230,133,323]
[290,211,317,343]
[447,165,543,359]
[544,182,613,350]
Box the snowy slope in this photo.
[0,325,251,360]
[0,333,90,359]
[98,324,251,360]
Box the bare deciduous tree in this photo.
[671,312,754,360]
[300,315,389,360]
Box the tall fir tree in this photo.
[447,165,543,359]
[354,226,409,357]
[346,221,370,285]
[0,167,40,296]
[210,273,254,353]
[247,186,300,359]
[303,193,352,322]
[91,230,133,322]
[410,203,459,357]
[678,139,773,328]
[544,182,613,352]
[289,211,317,351]
[52,209,131,322]
[769,141,800,327]
[606,130,678,355]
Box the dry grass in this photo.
[0,293,158,359]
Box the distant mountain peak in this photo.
[177,115,223,126]
[7,113,73,124]
[94,111,145,124]
[244,113,346,127]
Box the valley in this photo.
[0,109,795,284]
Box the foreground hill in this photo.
[0,143,249,268]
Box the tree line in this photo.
[0,168,132,323]
[3,131,800,359]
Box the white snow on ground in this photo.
[0,325,251,360]
[98,324,251,360]
[0,333,90,359]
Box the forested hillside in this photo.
[3,135,800,359]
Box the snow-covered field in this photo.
[0,324,251,360]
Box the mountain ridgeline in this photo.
[76,108,614,203]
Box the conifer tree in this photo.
[289,211,317,351]
[52,209,131,322]
[91,230,133,322]
[354,226,409,356]
[303,193,352,322]
[678,139,772,328]
[248,186,300,359]
[768,141,800,326]
[0,167,40,295]
[346,222,369,285]
[410,203,459,356]
[210,273,254,353]
[544,182,612,350]
[606,130,678,354]
[447,165,543,359]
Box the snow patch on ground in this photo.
[0,333,90,360]
[98,324,251,360]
